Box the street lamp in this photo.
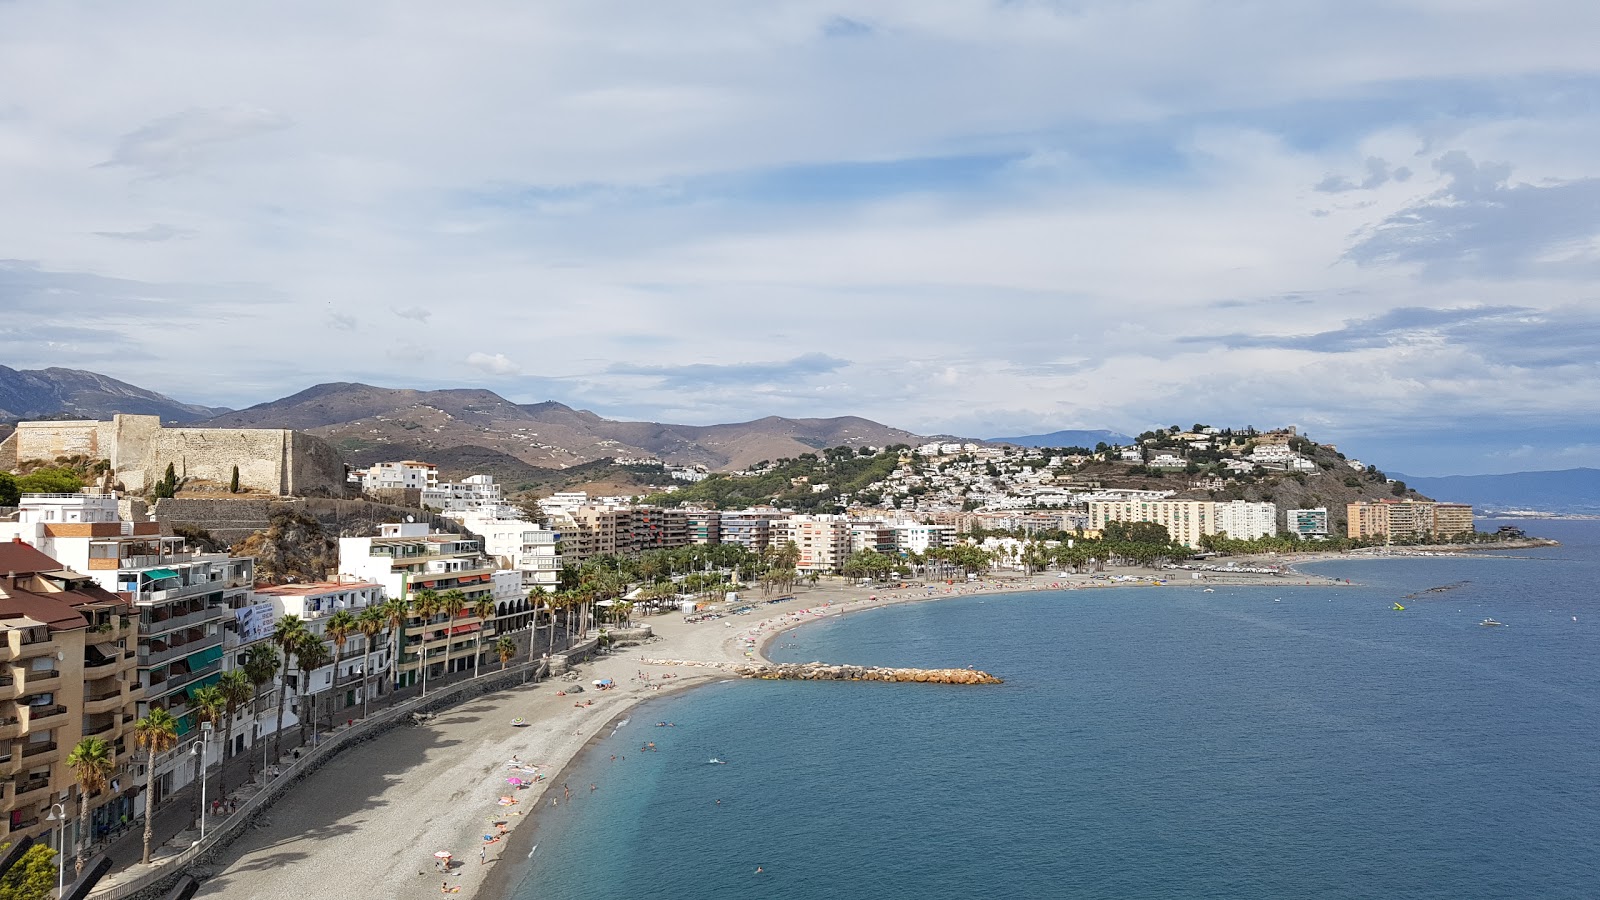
[189,720,213,842]
[44,801,66,899]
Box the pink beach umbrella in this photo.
[434,851,453,860]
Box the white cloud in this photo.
[0,1,1597,472]
[466,352,522,376]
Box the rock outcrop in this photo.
[730,662,1002,685]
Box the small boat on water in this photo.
[1479,618,1506,627]
[707,758,727,765]
[1392,603,1406,611]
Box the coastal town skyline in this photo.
[4,2,1598,476]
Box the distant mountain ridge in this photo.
[0,365,227,423]
[1391,468,1600,515]
[201,382,933,473]
[988,429,1134,448]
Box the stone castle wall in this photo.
[155,497,460,546]
[5,414,346,498]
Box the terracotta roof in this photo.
[0,539,70,576]
[0,587,88,631]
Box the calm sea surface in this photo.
[510,520,1599,900]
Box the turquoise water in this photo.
[511,520,1600,899]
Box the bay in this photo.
[510,519,1600,899]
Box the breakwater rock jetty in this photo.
[733,662,1003,684]
[637,658,1003,684]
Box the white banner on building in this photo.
[235,602,278,643]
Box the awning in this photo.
[92,642,120,657]
[448,623,481,636]
[142,569,179,581]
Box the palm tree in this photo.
[470,597,495,678]
[271,615,308,762]
[495,635,517,672]
[440,589,466,680]
[412,589,441,695]
[242,644,279,773]
[380,596,410,692]
[216,669,253,794]
[325,609,357,720]
[65,736,114,873]
[134,708,178,865]
[526,586,551,673]
[293,633,333,746]
[356,606,386,718]
[191,684,226,829]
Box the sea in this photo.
[508,519,1600,900]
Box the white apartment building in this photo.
[1288,508,1330,538]
[339,524,509,687]
[892,523,957,555]
[362,461,439,491]
[456,511,562,591]
[424,474,514,516]
[1214,501,1278,541]
[848,521,896,555]
[253,580,388,730]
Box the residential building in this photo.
[848,521,896,555]
[361,461,439,492]
[253,580,388,733]
[457,512,562,592]
[338,524,503,687]
[1088,499,1214,548]
[1287,508,1330,538]
[1214,501,1278,541]
[684,510,721,545]
[718,511,776,552]
[770,516,852,573]
[891,523,957,556]
[1346,500,1474,541]
[424,474,513,516]
[0,493,253,807]
[0,541,142,851]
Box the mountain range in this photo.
[197,382,931,474]
[0,365,226,423]
[1391,468,1600,516]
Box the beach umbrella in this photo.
[507,777,525,786]
[435,851,452,859]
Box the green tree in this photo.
[14,467,84,494]
[0,842,58,900]
[381,597,410,692]
[134,708,179,865]
[293,633,333,743]
[190,684,226,829]
[412,589,442,695]
[65,736,114,873]
[471,597,495,678]
[271,615,308,761]
[496,635,517,671]
[216,669,254,790]
[151,462,178,500]
[356,607,387,719]
[0,472,19,506]
[229,465,240,493]
[242,644,280,769]
[325,611,358,708]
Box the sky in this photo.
[2,1,1598,476]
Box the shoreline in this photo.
[195,551,1465,900]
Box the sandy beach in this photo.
[192,564,1349,900]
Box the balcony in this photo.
[11,777,51,808]
[148,660,221,699]
[0,675,15,702]
[141,632,222,669]
[83,656,120,679]
[21,670,61,695]
[0,716,18,741]
[83,718,118,739]
[13,640,54,661]
[85,688,127,715]
[26,705,67,731]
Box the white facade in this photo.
[362,460,439,491]
[424,474,513,515]
[253,580,389,724]
[892,523,957,555]
[456,511,562,590]
[1288,507,1330,537]
[1214,501,1278,540]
